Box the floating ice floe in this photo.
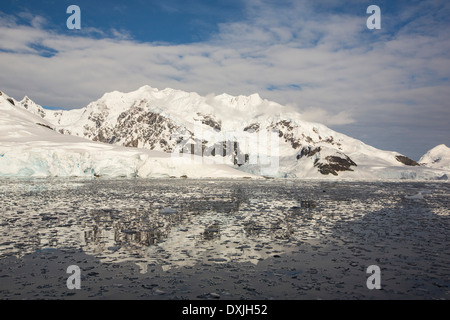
[405,192,424,200]
[159,207,178,215]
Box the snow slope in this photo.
[0,92,254,178]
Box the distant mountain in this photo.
[420,144,450,171]
[6,86,449,179]
[0,91,252,178]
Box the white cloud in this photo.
[295,107,355,126]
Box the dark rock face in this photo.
[82,106,183,152]
[297,146,357,176]
[195,113,221,131]
[297,146,321,159]
[35,123,54,131]
[20,97,46,118]
[243,123,260,132]
[269,120,302,149]
[395,155,420,166]
[314,155,357,176]
[114,108,180,151]
[6,98,15,106]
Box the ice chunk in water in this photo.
[159,207,178,215]
[405,192,424,200]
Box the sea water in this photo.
[0,178,448,299]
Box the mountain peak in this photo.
[431,144,448,151]
[138,84,157,91]
[422,144,450,156]
[419,144,450,171]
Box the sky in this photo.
[0,0,449,160]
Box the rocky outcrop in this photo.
[297,146,357,176]
[315,155,357,176]
[297,146,321,159]
[77,106,185,152]
[195,113,221,131]
[243,123,260,132]
[268,120,302,149]
[395,155,419,166]
[36,123,54,131]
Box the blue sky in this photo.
[1,0,449,160]
[1,0,247,43]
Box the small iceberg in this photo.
[405,192,424,200]
[159,207,178,215]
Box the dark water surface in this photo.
[0,178,449,299]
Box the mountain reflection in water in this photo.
[0,178,448,274]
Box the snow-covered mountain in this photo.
[0,91,253,178]
[5,86,449,179]
[420,144,450,171]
